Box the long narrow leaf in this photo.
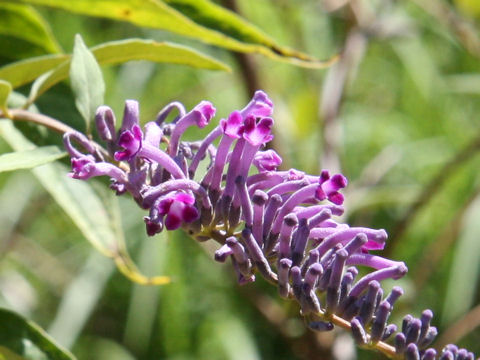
[0,54,68,89]
[0,146,65,173]
[0,121,116,257]
[442,192,480,325]
[0,120,170,285]
[0,307,75,360]
[0,2,61,56]
[27,39,230,101]
[15,0,335,67]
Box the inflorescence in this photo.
[63,91,477,360]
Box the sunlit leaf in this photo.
[27,39,230,102]
[0,54,68,89]
[455,0,480,17]
[163,0,329,66]
[0,80,12,114]
[70,34,105,132]
[0,307,76,360]
[16,0,336,67]
[0,146,65,173]
[92,39,230,71]
[0,2,62,58]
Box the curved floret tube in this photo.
[63,92,477,360]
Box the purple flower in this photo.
[253,150,282,172]
[158,192,199,230]
[144,216,163,237]
[240,90,274,118]
[316,170,348,205]
[192,100,216,128]
[69,155,126,183]
[220,111,244,138]
[120,100,140,131]
[114,124,143,161]
[95,105,116,142]
[167,101,216,156]
[143,121,162,147]
[243,116,274,146]
[69,155,97,179]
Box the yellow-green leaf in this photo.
[0,80,12,114]
[16,0,336,67]
[0,54,68,89]
[0,2,62,58]
[92,39,230,71]
[0,146,66,173]
[163,0,315,62]
[27,39,230,101]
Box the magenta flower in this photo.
[69,155,97,179]
[158,192,199,230]
[240,90,274,118]
[220,111,244,139]
[114,124,143,161]
[253,150,282,172]
[192,100,216,128]
[316,171,348,205]
[69,155,126,183]
[242,116,274,146]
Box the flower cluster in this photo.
[64,91,477,360]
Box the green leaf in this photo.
[0,146,65,173]
[27,39,229,102]
[0,120,169,286]
[0,307,76,360]
[70,34,105,132]
[163,0,309,61]
[442,193,480,325]
[0,54,68,89]
[16,0,335,67]
[0,80,12,114]
[0,120,116,257]
[92,39,230,71]
[0,2,62,58]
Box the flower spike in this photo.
[64,91,477,360]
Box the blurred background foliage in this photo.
[0,0,480,359]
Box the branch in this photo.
[0,108,111,160]
[1,108,76,135]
